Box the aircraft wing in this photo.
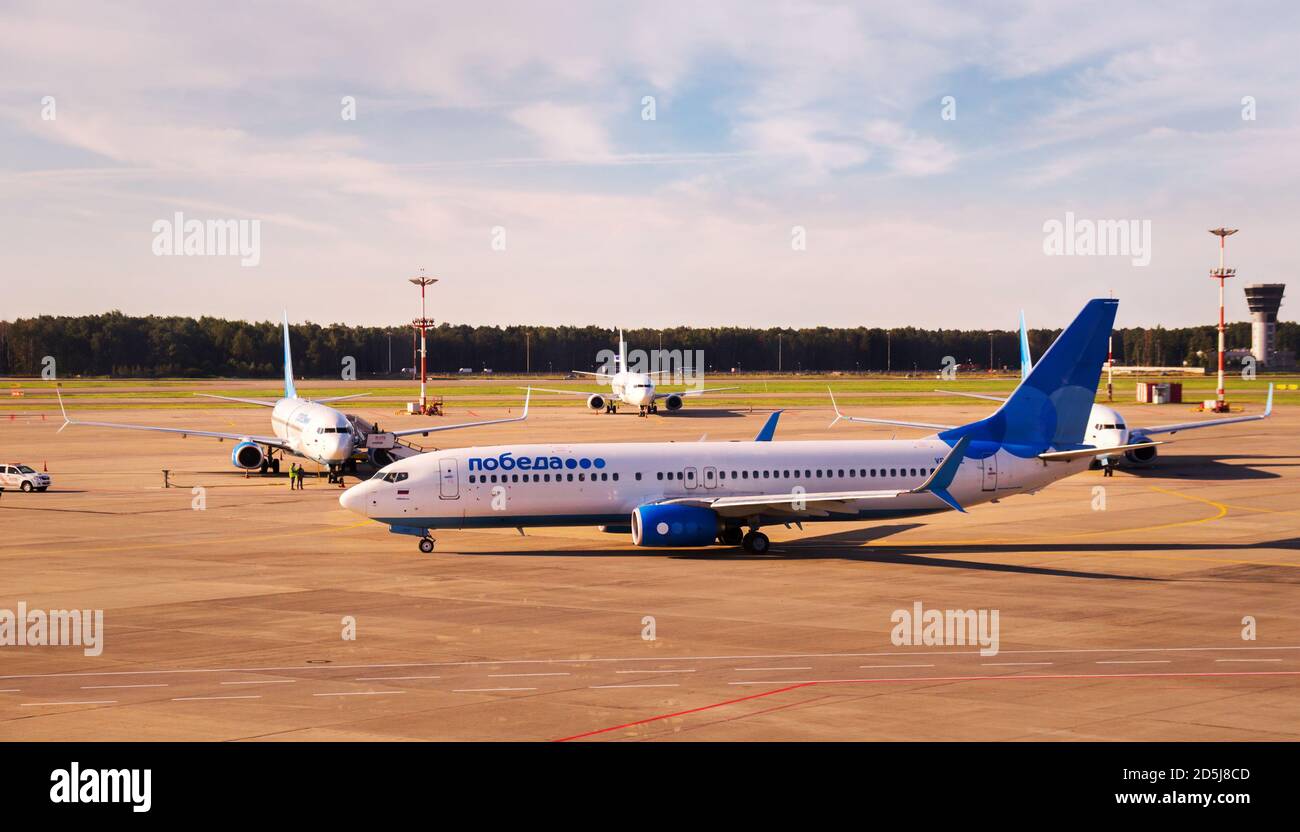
[195,393,279,407]
[525,386,601,397]
[569,371,613,380]
[655,386,739,399]
[662,435,972,518]
[1131,384,1274,437]
[827,388,955,431]
[934,389,1009,403]
[389,390,530,438]
[1037,441,1162,462]
[56,389,290,447]
[311,393,372,403]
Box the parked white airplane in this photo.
[531,329,736,416]
[59,314,530,481]
[343,299,1130,554]
[834,312,1274,468]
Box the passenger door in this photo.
[702,466,717,489]
[981,456,997,491]
[438,458,459,499]
[683,467,698,489]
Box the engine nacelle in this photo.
[663,394,684,411]
[1124,442,1159,465]
[587,393,607,411]
[630,504,720,547]
[231,441,265,470]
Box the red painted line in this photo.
[779,670,1300,686]
[554,683,813,742]
[556,670,1300,741]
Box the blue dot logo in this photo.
[579,458,592,469]
[593,458,606,469]
[565,458,577,469]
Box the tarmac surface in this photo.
[1,391,1297,740]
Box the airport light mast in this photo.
[1208,228,1238,413]
[409,272,438,415]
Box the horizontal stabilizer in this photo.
[754,410,782,441]
[909,434,971,513]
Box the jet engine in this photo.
[587,394,607,411]
[662,394,684,412]
[1124,442,1159,465]
[231,441,266,470]
[630,504,720,547]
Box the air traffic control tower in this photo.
[1244,283,1285,366]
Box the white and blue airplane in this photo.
[532,329,736,416]
[59,314,528,480]
[342,298,1142,554]
[832,311,1273,468]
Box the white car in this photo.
[1,463,51,492]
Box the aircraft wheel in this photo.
[272,459,281,474]
[719,527,744,546]
[20,481,33,492]
[741,531,769,554]
[418,537,435,554]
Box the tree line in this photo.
[0,311,1291,378]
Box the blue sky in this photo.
[2,0,1299,330]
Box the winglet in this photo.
[910,434,971,513]
[1264,383,1274,417]
[282,311,297,400]
[521,387,531,418]
[827,387,844,427]
[754,410,782,441]
[55,385,70,433]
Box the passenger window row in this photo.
[468,472,620,484]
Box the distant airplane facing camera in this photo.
[831,311,1272,468]
[529,329,737,416]
[59,313,530,481]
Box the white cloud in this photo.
[508,103,613,161]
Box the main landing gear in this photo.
[605,403,617,414]
[638,404,659,417]
[718,526,770,553]
[258,455,281,476]
[418,536,435,554]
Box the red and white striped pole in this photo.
[1208,228,1237,413]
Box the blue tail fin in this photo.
[942,299,1116,453]
[282,311,297,399]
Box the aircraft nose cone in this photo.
[339,482,365,514]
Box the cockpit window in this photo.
[378,472,409,483]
